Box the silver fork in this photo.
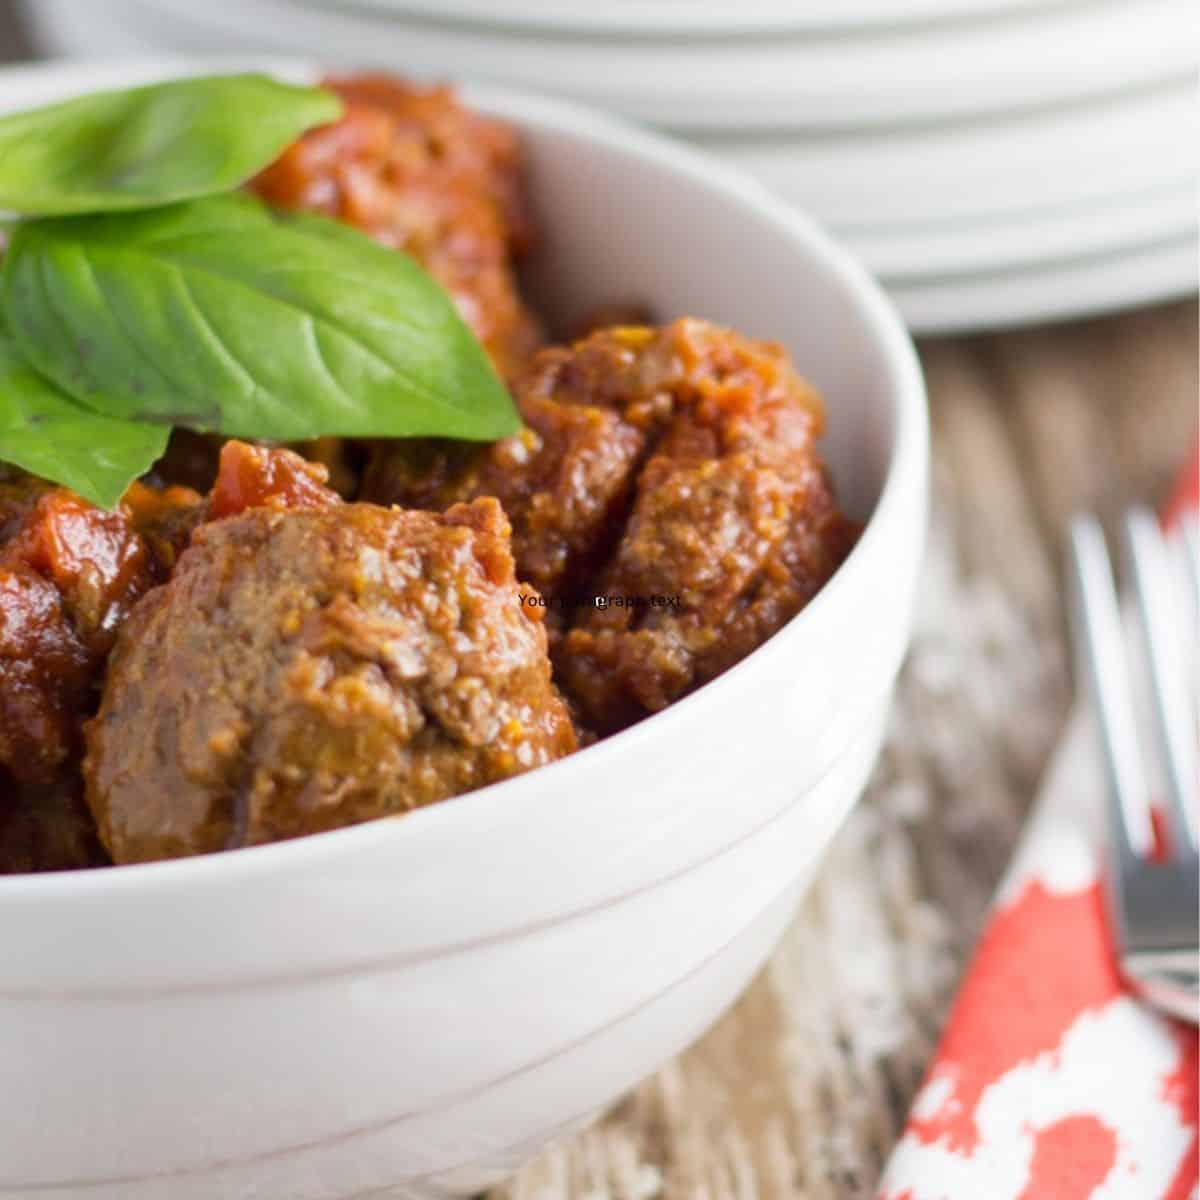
[1068,507,1199,1024]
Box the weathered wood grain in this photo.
[493,300,1198,1200]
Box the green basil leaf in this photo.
[0,318,168,509]
[0,74,341,215]
[2,193,520,441]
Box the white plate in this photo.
[843,180,1198,279]
[891,235,1199,333]
[310,0,1067,36]
[37,0,1199,131]
[705,79,1197,228]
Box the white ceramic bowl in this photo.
[0,60,928,1200]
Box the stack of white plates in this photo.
[19,0,1199,332]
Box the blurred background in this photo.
[0,0,1196,335]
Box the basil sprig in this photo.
[0,74,520,509]
[0,74,342,215]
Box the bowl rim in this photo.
[0,58,928,900]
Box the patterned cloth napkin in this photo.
[879,458,1199,1200]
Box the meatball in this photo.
[552,323,857,731]
[0,565,90,783]
[364,319,856,733]
[84,497,577,864]
[560,449,855,732]
[0,477,158,783]
[252,75,541,380]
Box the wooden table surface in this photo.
[1,9,1195,1197]
[491,300,1199,1200]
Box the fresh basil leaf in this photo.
[0,74,341,215]
[0,320,168,509]
[2,193,520,441]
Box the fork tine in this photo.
[1124,509,1199,852]
[1069,515,1156,859]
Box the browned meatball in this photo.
[556,324,856,731]
[0,477,158,784]
[560,451,855,732]
[252,75,542,380]
[0,565,90,783]
[84,497,577,864]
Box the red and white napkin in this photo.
[879,456,1199,1200]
